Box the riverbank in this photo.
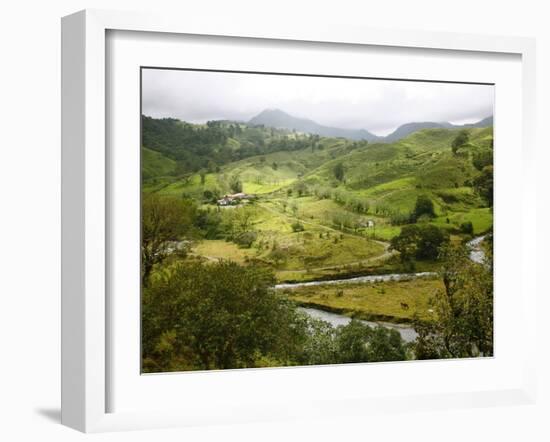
[285,235,487,343]
[299,307,418,343]
[275,257,442,284]
[282,275,443,324]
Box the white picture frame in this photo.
[61,9,537,433]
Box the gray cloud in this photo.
[142,69,494,136]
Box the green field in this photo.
[282,276,444,323]
[142,117,493,324]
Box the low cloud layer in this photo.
[142,69,494,136]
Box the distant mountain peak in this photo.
[248,109,493,143]
[262,108,289,114]
[248,109,381,142]
[384,116,493,142]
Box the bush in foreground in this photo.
[142,260,408,372]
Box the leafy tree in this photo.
[142,262,410,371]
[412,195,436,221]
[472,149,493,171]
[364,326,407,362]
[220,206,257,243]
[334,321,406,364]
[390,224,449,262]
[142,261,304,371]
[460,221,474,235]
[229,175,243,193]
[233,207,256,234]
[416,224,449,259]
[141,194,197,286]
[414,244,493,359]
[268,247,287,267]
[473,165,493,206]
[348,197,369,214]
[451,130,470,154]
[390,225,421,263]
[296,317,338,365]
[333,162,345,182]
[194,207,224,239]
[335,320,371,363]
[234,231,257,248]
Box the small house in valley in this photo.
[217,192,254,207]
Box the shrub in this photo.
[142,261,302,371]
[412,195,436,221]
[291,221,305,232]
[473,165,493,206]
[333,162,345,182]
[460,221,474,235]
[390,224,450,261]
[390,211,413,226]
[451,130,470,154]
[472,149,493,171]
[268,247,287,267]
[229,175,242,193]
[234,231,258,248]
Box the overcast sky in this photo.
[142,69,494,136]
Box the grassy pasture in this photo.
[284,276,444,323]
[193,240,256,264]
[433,207,493,234]
[192,201,387,274]
[146,124,493,287]
[141,147,177,181]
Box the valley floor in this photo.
[144,123,493,339]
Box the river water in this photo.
[275,271,436,290]
[299,307,418,343]
[467,235,486,264]
[281,236,487,344]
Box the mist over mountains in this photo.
[248,109,381,142]
[248,109,493,143]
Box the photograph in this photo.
[140,68,494,373]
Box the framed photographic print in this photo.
[61,9,537,432]
[139,67,494,373]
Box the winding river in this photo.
[467,235,486,264]
[279,236,487,344]
[275,271,436,290]
[299,307,419,343]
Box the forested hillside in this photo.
[141,113,494,372]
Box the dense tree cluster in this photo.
[140,118,495,371]
[142,116,325,175]
[390,223,450,264]
[451,129,470,155]
[311,185,370,215]
[412,195,436,220]
[388,195,436,226]
[142,260,407,372]
[142,117,230,173]
[141,193,198,286]
[414,245,493,359]
[473,166,493,206]
[333,162,345,182]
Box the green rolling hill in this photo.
[142,115,493,243]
